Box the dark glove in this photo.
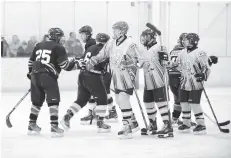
[208,55,218,66]
[27,72,31,80]
[194,73,206,82]
[158,51,168,61]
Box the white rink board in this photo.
[1,88,231,158]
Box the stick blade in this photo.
[6,115,12,128]
[218,120,230,126]
[220,128,230,133]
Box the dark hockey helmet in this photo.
[79,25,93,35]
[140,29,157,47]
[48,28,64,43]
[184,33,200,46]
[96,33,110,43]
[112,21,129,34]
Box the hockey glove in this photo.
[75,58,86,70]
[86,58,97,71]
[27,72,31,80]
[208,55,218,66]
[158,51,168,61]
[129,71,136,82]
[194,73,206,82]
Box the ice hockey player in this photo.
[138,28,173,138]
[60,33,112,133]
[80,34,118,125]
[86,21,140,139]
[170,33,211,135]
[27,28,78,137]
[169,33,218,128]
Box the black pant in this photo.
[75,71,107,107]
[169,76,181,105]
[31,73,60,106]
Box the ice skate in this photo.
[27,122,41,136]
[157,120,174,138]
[51,124,64,138]
[80,110,96,125]
[118,120,133,139]
[191,121,197,126]
[97,119,111,133]
[60,114,71,131]
[105,106,118,121]
[178,124,191,133]
[141,119,157,135]
[172,118,183,127]
[193,125,206,135]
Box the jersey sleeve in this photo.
[28,44,38,72]
[196,51,211,80]
[56,45,76,71]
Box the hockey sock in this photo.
[181,102,191,127]
[29,104,41,123]
[88,97,97,111]
[69,102,82,118]
[48,104,59,125]
[191,103,205,126]
[144,102,157,121]
[131,112,138,122]
[156,101,169,122]
[107,97,114,110]
[95,105,107,119]
[172,103,182,119]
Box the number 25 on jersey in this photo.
[36,50,51,64]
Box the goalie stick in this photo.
[193,65,230,133]
[6,89,31,128]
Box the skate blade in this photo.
[27,130,41,136]
[50,132,64,138]
[97,128,111,133]
[60,120,70,131]
[132,126,140,133]
[178,129,191,133]
[80,120,96,125]
[158,132,174,138]
[194,130,207,135]
[118,133,133,139]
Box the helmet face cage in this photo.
[112,21,129,34]
[96,33,110,43]
[48,28,64,43]
[185,33,200,47]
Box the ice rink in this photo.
[1,87,231,158]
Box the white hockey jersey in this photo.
[176,48,211,91]
[138,44,166,90]
[91,36,139,91]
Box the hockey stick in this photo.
[204,112,230,127]
[123,55,148,129]
[146,23,173,128]
[193,65,230,133]
[6,89,31,128]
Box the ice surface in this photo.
[1,87,231,158]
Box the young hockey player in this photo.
[79,25,96,50]
[86,21,140,139]
[60,33,112,133]
[169,33,218,127]
[138,28,173,138]
[27,28,78,137]
[171,33,211,135]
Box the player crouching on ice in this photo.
[169,33,211,135]
[27,28,79,137]
[138,28,173,138]
[60,33,112,133]
[86,21,140,139]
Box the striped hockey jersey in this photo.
[90,36,138,91]
[176,48,211,91]
[138,44,165,90]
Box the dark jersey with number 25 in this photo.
[83,43,109,73]
[28,40,75,78]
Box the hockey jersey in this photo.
[138,44,165,90]
[176,48,210,91]
[90,36,138,91]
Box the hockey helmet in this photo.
[184,33,200,47]
[79,25,93,35]
[112,21,129,34]
[48,28,64,43]
[140,29,157,47]
[96,33,110,43]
